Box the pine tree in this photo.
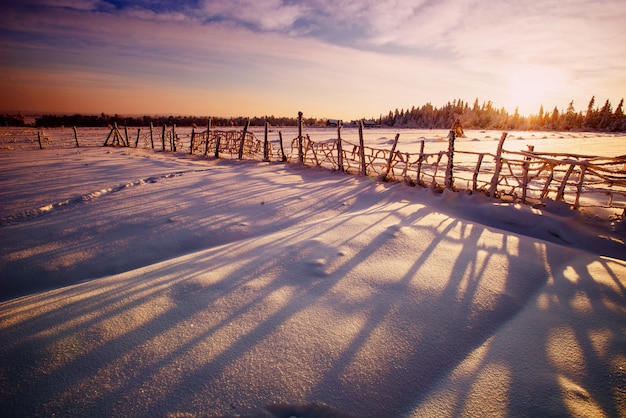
[563,100,577,130]
[585,96,598,129]
[614,99,626,131]
[538,105,545,128]
[598,99,613,130]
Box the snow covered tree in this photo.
[598,99,613,130]
[585,96,598,129]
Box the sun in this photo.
[504,66,562,115]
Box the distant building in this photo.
[363,120,379,128]
[327,119,343,127]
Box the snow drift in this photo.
[0,147,624,417]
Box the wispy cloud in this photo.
[1,0,625,117]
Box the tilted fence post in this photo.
[384,133,400,181]
[103,126,114,146]
[238,119,250,160]
[73,126,79,147]
[557,164,576,202]
[574,165,587,209]
[472,154,484,192]
[215,135,221,159]
[149,122,154,149]
[490,132,508,197]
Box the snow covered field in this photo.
[3,126,626,156]
[1,142,625,417]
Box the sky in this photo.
[1,0,625,120]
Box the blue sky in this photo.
[1,0,625,119]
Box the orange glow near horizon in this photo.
[0,1,624,119]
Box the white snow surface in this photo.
[0,146,625,417]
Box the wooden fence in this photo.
[2,122,625,220]
[137,121,625,219]
[288,128,626,219]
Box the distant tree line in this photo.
[2,96,625,131]
[378,96,626,132]
[0,114,27,126]
[0,113,323,128]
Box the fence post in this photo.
[278,131,287,162]
[73,126,79,147]
[238,119,250,160]
[37,131,43,149]
[472,154,484,191]
[297,111,303,163]
[124,126,130,147]
[135,128,140,148]
[161,125,166,151]
[574,165,587,209]
[150,122,154,149]
[337,124,344,171]
[359,120,366,175]
[445,130,455,189]
[557,164,576,202]
[384,133,400,180]
[204,118,211,156]
[540,167,555,199]
[263,121,270,161]
[416,140,425,185]
[113,123,125,146]
[307,134,318,166]
[215,135,221,159]
[149,122,154,149]
[103,126,114,146]
[521,145,534,203]
[171,124,176,151]
[490,132,508,197]
[190,128,195,154]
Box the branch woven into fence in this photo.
[187,130,260,159]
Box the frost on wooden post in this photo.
[490,132,508,197]
[383,133,400,181]
[445,130,455,189]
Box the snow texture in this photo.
[1,146,625,417]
